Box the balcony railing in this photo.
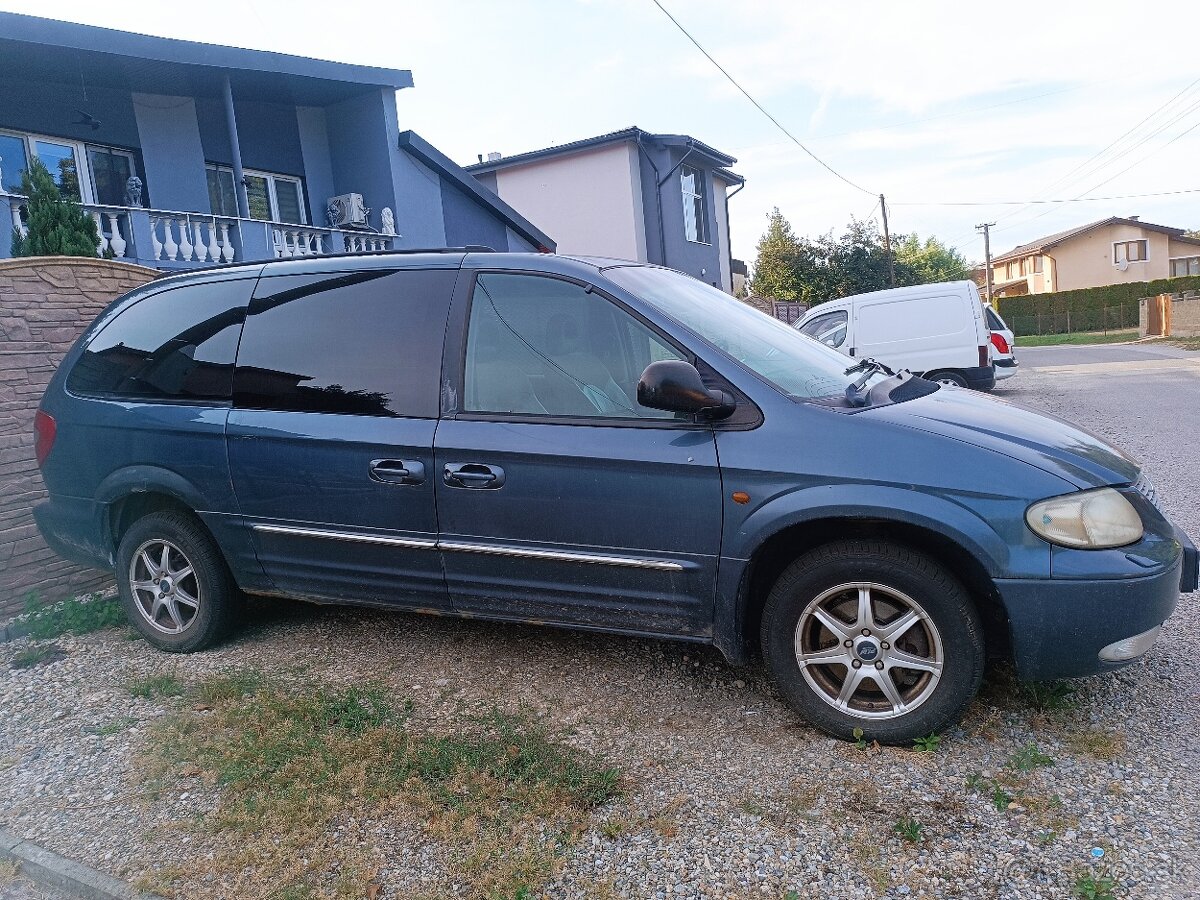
[1,193,394,269]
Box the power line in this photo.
[893,186,1200,207]
[648,0,876,197]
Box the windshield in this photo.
[605,265,879,399]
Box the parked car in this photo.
[795,280,995,390]
[985,303,1019,382]
[33,251,1196,743]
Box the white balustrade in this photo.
[272,226,328,258]
[149,215,236,264]
[9,198,27,238]
[341,232,391,253]
[88,210,128,259]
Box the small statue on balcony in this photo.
[381,207,396,235]
[124,176,143,208]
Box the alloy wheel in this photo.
[128,539,201,635]
[793,581,944,720]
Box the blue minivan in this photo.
[33,250,1196,743]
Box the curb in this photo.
[0,828,166,900]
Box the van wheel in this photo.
[116,511,236,652]
[925,370,969,388]
[760,540,984,745]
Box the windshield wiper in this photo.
[844,358,896,407]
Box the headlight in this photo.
[1025,487,1143,549]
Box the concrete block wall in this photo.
[0,258,156,615]
[1171,294,1200,337]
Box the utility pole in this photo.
[879,193,895,287]
[976,222,995,303]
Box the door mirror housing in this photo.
[637,360,735,419]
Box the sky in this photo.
[4,0,1198,267]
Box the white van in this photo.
[794,280,995,390]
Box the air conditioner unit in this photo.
[326,193,369,228]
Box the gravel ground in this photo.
[2,349,1197,900]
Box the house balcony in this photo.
[1,192,394,271]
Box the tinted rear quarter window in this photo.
[233,269,455,418]
[67,279,254,401]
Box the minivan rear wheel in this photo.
[760,540,984,744]
[925,370,969,388]
[116,511,236,652]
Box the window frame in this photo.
[680,165,710,245]
[1169,255,1200,277]
[447,269,725,430]
[205,163,308,224]
[1113,239,1149,265]
[0,128,143,207]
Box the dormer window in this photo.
[681,165,709,244]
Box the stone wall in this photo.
[1,257,157,614]
[1171,293,1200,337]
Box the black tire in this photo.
[924,370,969,388]
[116,510,237,652]
[760,540,984,745]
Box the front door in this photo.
[434,271,723,637]
[227,267,457,608]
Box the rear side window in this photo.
[985,307,1006,331]
[233,269,455,418]
[67,279,253,401]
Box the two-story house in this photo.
[466,128,744,293]
[990,216,1200,296]
[0,12,554,270]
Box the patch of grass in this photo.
[990,784,1013,811]
[1065,728,1126,761]
[127,674,186,699]
[1019,680,1077,713]
[912,733,942,752]
[739,796,766,817]
[87,716,138,737]
[1073,867,1117,900]
[1008,742,1055,771]
[893,817,923,842]
[9,643,63,669]
[143,678,619,899]
[18,593,124,640]
[1017,329,1137,347]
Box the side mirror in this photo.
[637,360,735,419]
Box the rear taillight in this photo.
[34,409,56,468]
[979,345,990,367]
[990,332,1010,354]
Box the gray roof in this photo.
[994,216,1200,263]
[465,127,743,183]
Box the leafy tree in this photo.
[10,158,99,259]
[894,233,970,284]
[1185,228,1200,239]
[748,208,809,302]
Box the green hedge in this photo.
[996,274,1200,336]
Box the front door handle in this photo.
[443,462,505,489]
[369,458,425,485]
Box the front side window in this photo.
[67,280,253,401]
[1170,256,1200,277]
[681,165,709,244]
[233,269,454,418]
[464,273,684,419]
[798,310,848,348]
[1113,240,1148,264]
[606,265,882,400]
[87,146,135,206]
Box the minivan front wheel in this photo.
[116,511,236,652]
[761,540,984,744]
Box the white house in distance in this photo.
[467,127,745,293]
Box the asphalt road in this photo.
[1014,340,1196,368]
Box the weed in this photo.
[88,716,138,737]
[912,733,942,752]
[1066,728,1125,761]
[1020,681,1077,712]
[127,674,186,699]
[893,817,923,842]
[1008,742,1054,771]
[739,796,765,817]
[191,670,264,705]
[784,892,800,900]
[851,727,867,750]
[991,784,1013,811]
[18,594,124,640]
[964,771,984,792]
[10,644,63,669]
[1037,829,1057,845]
[1073,867,1117,900]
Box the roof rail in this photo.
[151,245,498,279]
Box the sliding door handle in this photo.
[369,459,425,485]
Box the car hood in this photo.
[863,386,1140,489]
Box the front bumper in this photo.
[995,541,1189,680]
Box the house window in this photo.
[0,129,139,205]
[1170,256,1200,277]
[206,164,307,224]
[1005,261,1015,280]
[680,165,708,244]
[1018,258,1027,276]
[1113,240,1148,265]
[1032,255,1043,274]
